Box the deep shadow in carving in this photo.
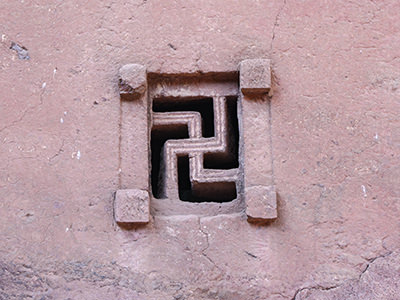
[203,96,239,170]
[177,155,237,203]
[151,97,239,202]
[153,97,214,137]
[151,124,188,198]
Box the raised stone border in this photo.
[115,59,277,224]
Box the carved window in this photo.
[115,60,277,225]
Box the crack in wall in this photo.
[0,83,46,134]
[49,139,65,163]
[198,217,222,272]
[358,251,392,280]
[291,284,339,300]
[269,0,286,52]
[290,251,394,300]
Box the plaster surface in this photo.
[1,1,399,299]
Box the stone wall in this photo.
[1,1,399,299]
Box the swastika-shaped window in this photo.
[114,60,277,225]
[152,95,239,203]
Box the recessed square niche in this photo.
[115,60,277,224]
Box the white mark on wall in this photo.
[374,133,379,141]
[60,112,68,124]
[361,185,367,198]
[42,82,46,89]
[60,112,67,124]
[166,226,177,237]
[71,151,81,160]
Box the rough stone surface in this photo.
[1,1,400,299]
[114,189,149,224]
[293,251,400,300]
[118,63,147,96]
[246,185,277,222]
[240,59,271,94]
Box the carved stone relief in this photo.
[114,59,276,224]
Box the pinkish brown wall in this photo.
[1,1,399,299]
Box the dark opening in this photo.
[153,97,214,137]
[178,155,237,203]
[151,97,238,202]
[203,96,239,169]
[151,124,188,198]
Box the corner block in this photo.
[245,186,277,223]
[119,64,147,97]
[114,189,150,224]
[240,59,271,94]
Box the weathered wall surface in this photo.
[1,1,399,299]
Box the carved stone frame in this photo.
[114,59,276,225]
